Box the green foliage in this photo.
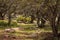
[0,20,8,26]
[0,20,18,29]
[17,15,25,22]
[10,21,18,27]
[25,17,31,23]
[17,16,31,23]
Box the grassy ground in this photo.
[0,21,60,40]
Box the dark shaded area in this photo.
[39,32,60,40]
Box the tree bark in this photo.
[41,18,45,28]
[0,13,4,20]
[37,18,40,28]
[51,15,58,40]
[8,13,11,25]
[30,15,35,23]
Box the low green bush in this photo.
[17,15,25,22]
[25,17,31,23]
[17,16,31,23]
[10,21,18,27]
[0,20,18,29]
[0,20,8,26]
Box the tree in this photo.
[43,0,60,39]
[0,0,8,20]
[7,0,18,25]
[0,0,18,25]
[36,0,47,28]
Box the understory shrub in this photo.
[25,17,31,23]
[0,20,18,29]
[10,21,18,27]
[17,15,25,22]
[17,16,31,23]
[0,20,8,26]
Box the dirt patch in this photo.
[0,29,60,40]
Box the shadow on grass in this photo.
[38,32,60,40]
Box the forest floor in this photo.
[0,28,60,40]
[0,23,60,40]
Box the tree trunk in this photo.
[37,17,45,28]
[0,16,4,20]
[8,13,11,25]
[37,18,41,28]
[40,18,45,28]
[30,15,35,23]
[0,13,4,20]
[51,17,58,40]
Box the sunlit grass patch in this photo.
[19,24,36,28]
[0,20,19,29]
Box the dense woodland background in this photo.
[0,0,60,40]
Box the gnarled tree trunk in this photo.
[0,13,4,20]
[30,15,35,23]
